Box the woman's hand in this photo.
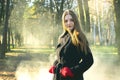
[49,66,56,74]
[60,67,74,77]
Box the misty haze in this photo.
[0,0,120,80]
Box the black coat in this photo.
[53,33,94,80]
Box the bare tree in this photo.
[77,0,90,32]
[1,0,10,58]
[113,0,120,57]
[0,0,5,25]
[84,0,90,32]
[77,0,85,31]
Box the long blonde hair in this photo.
[61,9,89,53]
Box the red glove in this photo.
[60,67,74,77]
[49,66,56,74]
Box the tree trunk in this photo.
[113,0,120,57]
[1,0,10,58]
[7,27,10,51]
[84,0,90,32]
[53,0,65,47]
[0,0,5,24]
[77,0,85,31]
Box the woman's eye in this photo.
[70,19,74,21]
[65,20,68,22]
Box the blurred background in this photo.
[0,0,120,80]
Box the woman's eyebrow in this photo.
[64,20,68,22]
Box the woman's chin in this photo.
[69,28,74,32]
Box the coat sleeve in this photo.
[53,59,59,66]
[53,43,60,66]
[71,46,94,75]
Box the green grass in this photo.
[9,45,118,55]
[90,45,117,54]
[10,47,55,54]
[26,48,55,53]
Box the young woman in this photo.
[49,9,94,80]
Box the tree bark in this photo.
[113,0,120,57]
[84,0,90,32]
[0,0,5,24]
[1,0,10,58]
[7,27,10,51]
[77,0,85,31]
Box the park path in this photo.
[0,47,120,80]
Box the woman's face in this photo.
[64,14,74,31]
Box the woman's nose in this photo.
[67,20,70,25]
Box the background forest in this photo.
[0,0,120,80]
[0,0,120,58]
